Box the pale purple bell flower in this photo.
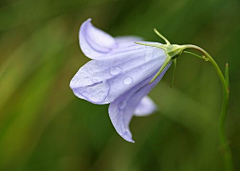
[70,19,170,143]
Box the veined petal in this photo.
[108,65,170,143]
[70,45,166,104]
[79,18,116,58]
[134,96,157,116]
[79,19,145,59]
[115,36,143,48]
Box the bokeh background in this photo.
[0,0,240,170]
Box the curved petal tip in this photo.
[79,18,116,59]
[122,132,135,143]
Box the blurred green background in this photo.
[0,0,240,170]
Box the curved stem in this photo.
[183,45,233,171]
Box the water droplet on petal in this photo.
[124,77,133,85]
[97,91,106,97]
[84,48,91,55]
[145,47,153,61]
[75,76,110,103]
[135,46,141,50]
[119,100,127,109]
[110,66,122,76]
[91,76,103,84]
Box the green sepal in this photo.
[150,56,171,83]
[135,29,186,83]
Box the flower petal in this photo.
[115,36,143,48]
[108,65,170,142]
[70,45,166,104]
[79,19,145,59]
[79,18,116,58]
[134,96,157,116]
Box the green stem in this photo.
[183,45,233,171]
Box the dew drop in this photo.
[84,48,91,55]
[91,76,103,84]
[135,46,141,50]
[123,77,133,85]
[144,47,153,61]
[77,78,110,103]
[119,100,127,109]
[110,66,122,76]
[97,91,105,97]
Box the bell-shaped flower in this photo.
[70,19,170,142]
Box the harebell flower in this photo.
[70,19,233,171]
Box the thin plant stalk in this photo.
[183,44,233,171]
